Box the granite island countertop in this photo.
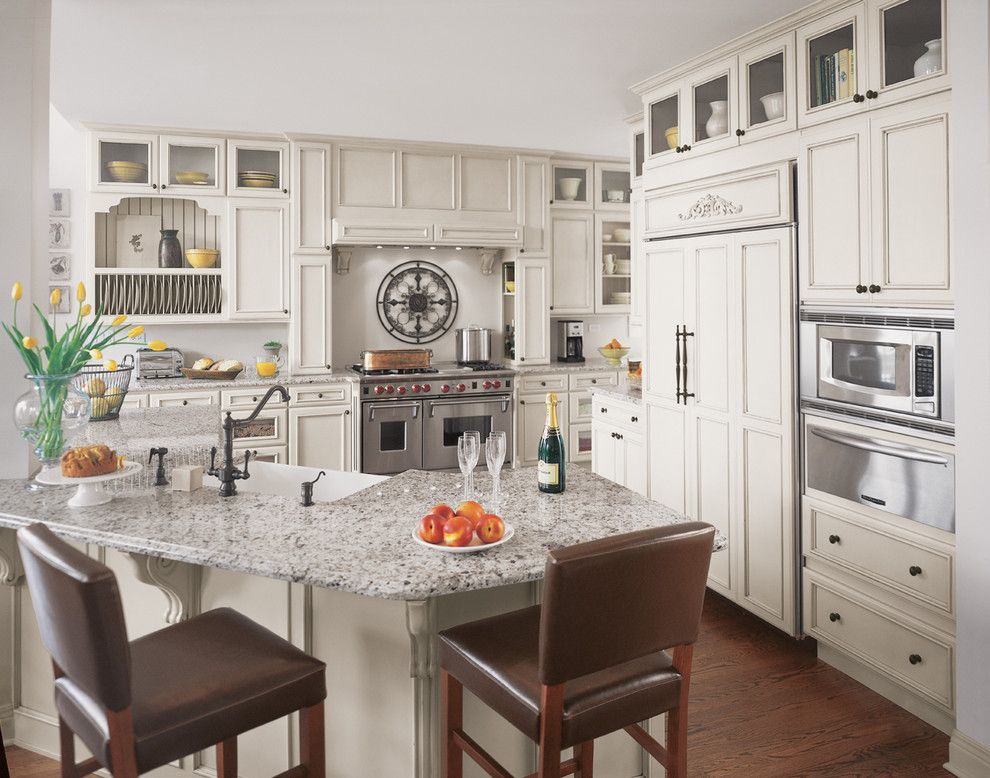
[591,382,644,405]
[0,467,723,601]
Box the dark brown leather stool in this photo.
[439,522,715,778]
[0,738,9,778]
[17,523,327,778]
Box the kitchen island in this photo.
[0,465,722,778]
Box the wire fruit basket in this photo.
[72,355,134,422]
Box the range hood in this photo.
[332,242,503,276]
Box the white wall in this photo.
[49,0,810,158]
[948,0,990,767]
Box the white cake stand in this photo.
[34,461,143,507]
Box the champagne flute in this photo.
[486,431,506,512]
[457,434,478,502]
[464,430,481,499]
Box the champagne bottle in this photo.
[537,392,565,494]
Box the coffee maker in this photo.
[556,320,585,363]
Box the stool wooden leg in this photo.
[1,737,10,778]
[58,717,75,778]
[574,740,594,777]
[537,684,564,778]
[300,701,325,778]
[106,708,138,778]
[441,670,463,778]
[216,737,237,778]
[666,645,694,778]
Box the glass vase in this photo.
[14,373,91,470]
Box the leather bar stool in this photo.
[16,523,327,778]
[439,522,715,778]
[1,737,9,778]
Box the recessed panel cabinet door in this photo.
[228,200,290,319]
[290,256,332,374]
[644,243,685,401]
[289,406,352,471]
[291,142,332,253]
[459,153,514,213]
[869,96,951,304]
[624,432,648,497]
[515,259,550,364]
[591,423,617,481]
[690,240,731,414]
[517,394,567,464]
[519,156,550,256]
[550,212,594,314]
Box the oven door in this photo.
[423,395,513,471]
[361,401,423,475]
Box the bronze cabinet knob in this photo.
[829,612,841,622]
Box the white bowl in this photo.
[613,259,631,274]
[612,228,631,242]
[606,189,626,203]
[760,91,785,121]
[558,177,582,201]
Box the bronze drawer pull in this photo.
[828,612,841,623]
[909,654,923,665]
[909,565,923,577]
[828,534,840,544]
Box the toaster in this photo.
[135,347,184,379]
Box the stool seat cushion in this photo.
[54,607,326,773]
[439,605,682,749]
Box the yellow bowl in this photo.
[185,249,219,268]
[505,281,516,293]
[105,161,148,183]
[597,346,630,367]
[175,170,210,185]
[664,127,679,150]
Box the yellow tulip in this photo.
[89,348,103,360]
[80,303,92,316]
[49,288,62,308]
[111,314,126,326]
[76,282,86,302]
[11,282,22,301]
[147,339,168,351]
[126,325,145,338]
[22,336,37,349]
[104,359,118,372]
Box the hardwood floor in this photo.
[3,593,950,777]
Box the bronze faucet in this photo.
[209,385,289,497]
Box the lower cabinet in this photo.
[590,395,647,496]
[289,405,353,470]
[149,390,218,408]
[517,392,568,465]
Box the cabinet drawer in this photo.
[249,445,288,465]
[592,395,644,433]
[805,503,953,614]
[120,393,148,410]
[569,391,593,422]
[518,374,567,393]
[221,387,288,410]
[227,408,287,446]
[149,390,218,408]
[805,573,953,709]
[568,371,618,391]
[289,384,352,406]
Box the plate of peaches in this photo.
[412,500,513,554]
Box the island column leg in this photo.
[406,598,439,778]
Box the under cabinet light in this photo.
[403,246,410,250]
[376,245,383,249]
[429,246,437,250]
[455,246,462,251]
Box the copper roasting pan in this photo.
[359,349,433,370]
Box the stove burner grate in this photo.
[350,365,440,377]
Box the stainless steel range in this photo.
[352,354,514,475]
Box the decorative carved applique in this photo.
[678,193,743,221]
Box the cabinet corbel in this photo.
[334,247,353,275]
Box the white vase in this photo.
[913,38,942,79]
[705,100,728,139]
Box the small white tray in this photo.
[35,461,143,507]
[411,523,514,554]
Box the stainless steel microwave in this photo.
[799,308,954,425]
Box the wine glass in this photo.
[486,431,506,513]
[464,430,481,499]
[457,434,478,502]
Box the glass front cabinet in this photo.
[91,132,158,192]
[595,213,631,313]
[738,32,798,141]
[160,136,226,196]
[550,161,593,208]
[228,139,290,198]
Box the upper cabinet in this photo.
[550,160,594,208]
[684,56,739,156]
[594,162,631,210]
[291,141,332,254]
[519,156,550,257]
[798,0,947,127]
[738,32,798,141]
[646,83,685,163]
[227,139,289,198]
[91,132,158,192]
[160,135,226,196]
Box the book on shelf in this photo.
[814,48,854,105]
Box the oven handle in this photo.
[367,402,420,422]
[809,427,949,466]
[427,396,511,417]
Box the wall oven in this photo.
[799,307,954,428]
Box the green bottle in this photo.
[537,392,565,493]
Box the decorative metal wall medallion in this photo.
[377,260,458,343]
[678,193,743,221]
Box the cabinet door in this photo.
[591,423,617,481]
[517,394,568,465]
[515,259,550,364]
[519,156,550,257]
[596,214,632,314]
[623,432,648,497]
[550,212,594,314]
[738,31,798,142]
[629,188,646,326]
[120,393,148,410]
[91,132,158,193]
[867,0,948,106]
[647,402,687,513]
[335,146,398,209]
[593,162,631,210]
[291,142,332,254]
[799,114,871,303]
[645,83,686,163]
[569,422,593,463]
[683,55,739,156]
[868,95,951,305]
[289,406,352,470]
[550,161,593,208]
[228,139,289,198]
[289,256,333,374]
[228,200,290,320]
[643,242,686,401]
[796,3,870,127]
[459,153,514,215]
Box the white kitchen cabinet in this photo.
[120,392,148,410]
[514,259,550,365]
[738,31,798,142]
[517,392,568,465]
[629,186,646,326]
[291,142,332,253]
[569,422,593,463]
[227,139,289,198]
[593,161,631,211]
[402,150,455,210]
[250,445,289,464]
[289,256,333,374]
[591,397,647,497]
[645,82,686,163]
[148,390,219,408]
[550,212,594,314]
[519,156,550,257]
[228,199,290,320]
[458,153,515,215]
[550,161,593,208]
[160,135,226,196]
[644,227,796,634]
[595,213,631,313]
[683,55,739,156]
[90,131,158,193]
[289,405,353,471]
[799,93,951,305]
[335,146,397,209]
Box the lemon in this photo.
[84,377,107,397]
[106,386,123,397]
[90,397,110,417]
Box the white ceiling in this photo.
[51,0,811,157]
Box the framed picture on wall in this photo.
[49,188,70,217]
[49,253,71,281]
[49,219,70,250]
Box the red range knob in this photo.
[483,380,492,389]
[492,379,502,389]
[441,384,451,394]
[422,383,431,392]
[397,385,407,395]
[374,385,386,395]
[386,385,395,394]
[456,383,466,392]
[411,384,421,393]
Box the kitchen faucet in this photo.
[209,384,289,497]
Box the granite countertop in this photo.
[0,467,723,601]
[591,383,643,405]
[514,360,621,374]
[133,369,358,392]
[84,406,221,452]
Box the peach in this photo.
[476,514,505,544]
[443,515,475,547]
[418,514,444,544]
